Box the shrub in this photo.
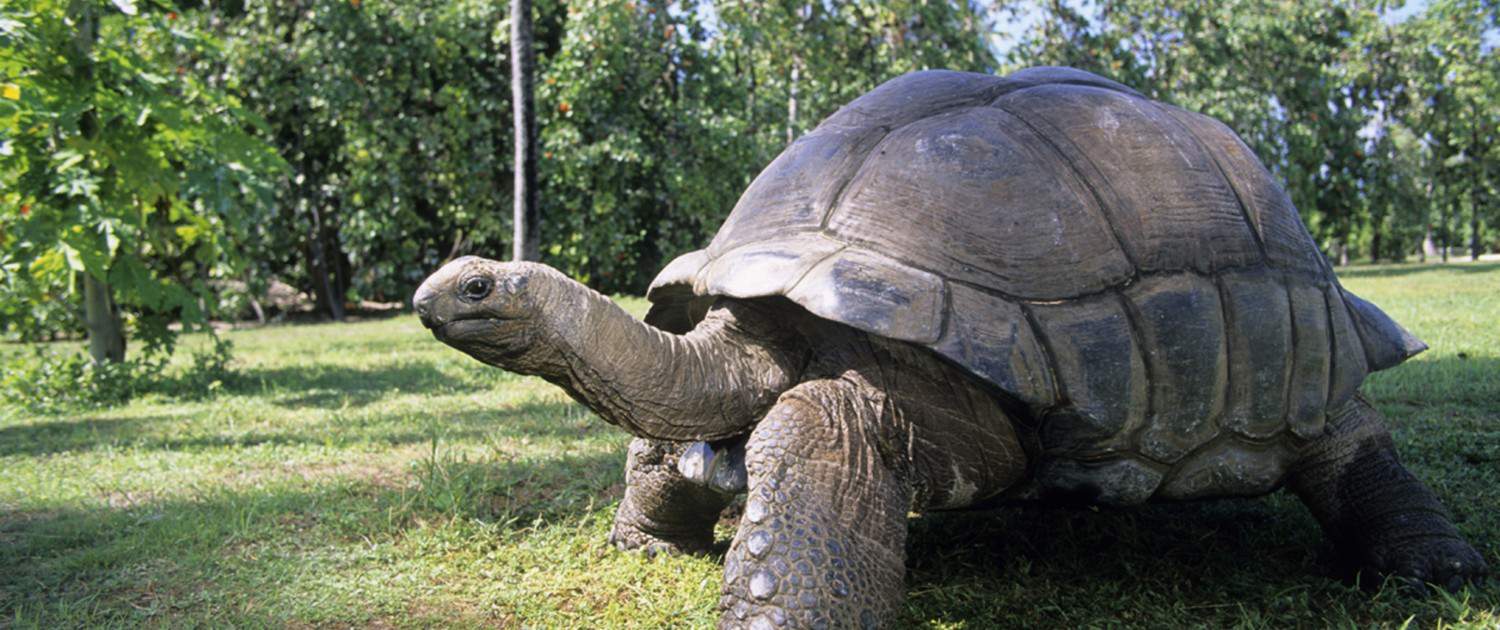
[1,335,236,412]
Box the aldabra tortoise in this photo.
[414,67,1485,628]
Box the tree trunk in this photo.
[307,203,345,321]
[785,4,810,145]
[1421,223,1433,262]
[511,0,540,262]
[1441,184,1452,263]
[747,49,758,135]
[69,1,124,364]
[84,272,126,365]
[787,58,799,145]
[1471,113,1483,261]
[1472,187,1483,261]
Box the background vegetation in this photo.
[4,1,1495,353]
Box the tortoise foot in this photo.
[608,519,714,557]
[609,438,733,558]
[1293,397,1487,592]
[1355,532,1487,592]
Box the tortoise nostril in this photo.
[413,283,441,327]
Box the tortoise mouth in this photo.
[433,317,511,342]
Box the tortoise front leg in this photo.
[610,438,735,556]
[1288,395,1486,589]
[719,380,911,629]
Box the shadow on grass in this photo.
[903,493,1497,626]
[0,399,597,458]
[1337,261,1500,279]
[0,447,625,625]
[232,360,495,410]
[903,498,1318,622]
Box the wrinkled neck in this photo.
[533,283,808,441]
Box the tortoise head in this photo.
[413,256,552,367]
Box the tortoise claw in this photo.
[607,521,713,557]
[677,440,749,494]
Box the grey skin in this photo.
[414,67,1485,628]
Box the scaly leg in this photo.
[718,379,911,629]
[1289,395,1486,589]
[610,438,735,556]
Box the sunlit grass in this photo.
[2,268,1497,627]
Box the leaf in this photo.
[58,241,85,273]
[52,150,85,172]
[175,224,200,244]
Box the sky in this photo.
[986,0,1499,59]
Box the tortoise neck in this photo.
[536,286,809,442]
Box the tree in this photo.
[211,0,530,313]
[512,0,540,261]
[1402,0,1497,261]
[1,0,283,360]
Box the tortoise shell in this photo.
[646,67,1426,504]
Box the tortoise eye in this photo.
[460,276,492,301]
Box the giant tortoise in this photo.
[413,67,1485,628]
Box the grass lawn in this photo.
[2,263,1497,628]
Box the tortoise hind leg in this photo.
[719,379,910,629]
[610,438,735,556]
[1288,395,1487,589]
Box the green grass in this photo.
[2,265,1497,628]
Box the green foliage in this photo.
[0,0,284,347]
[0,345,137,409]
[202,0,994,297]
[210,0,523,308]
[537,0,749,289]
[0,334,233,411]
[2,0,1496,386]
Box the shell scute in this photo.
[1219,270,1294,439]
[826,105,1133,300]
[1157,439,1299,500]
[1160,107,1327,273]
[706,129,869,255]
[1029,293,1147,456]
[994,85,1264,274]
[785,248,946,345]
[698,235,843,299]
[934,284,1056,410]
[1286,283,1332,439]
[1123,273,1228,464]
[1326,284,1370,408]
[1036,456,1163,506]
